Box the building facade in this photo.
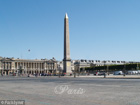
[0,57,57,75]
[74,59,128,72]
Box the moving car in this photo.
[113,71,123,75]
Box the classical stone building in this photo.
[0,57,57,75]
[74,59,128,72]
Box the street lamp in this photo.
[107,65,109,75]
[74,69,76,78]
[58,65,61,78]
[123,64,126,76]
[103,61,107,78]
[136,63,139,70]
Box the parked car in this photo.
[113,71,123,75]
[94,72,105,76]
[53,74,58,76]
[47,73,52,76]
[127,71,138,75]
[61,73,65,76]
[137,70,140,74]
[40,73,47,76]
[98,72,105,76]
[13,73,16,76]
[94,72,99,76]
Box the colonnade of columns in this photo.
[0,62,12,75]
[0,61,57,76]
[15,62,56,75]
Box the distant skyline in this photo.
[0,0,140,61]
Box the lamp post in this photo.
[103,61,106,78]
[136,63,139,70]
[1,69,3,76]
[107,65,109,75]
[74,69,76,78]
[58,65,61,78]
[123,64,126,76]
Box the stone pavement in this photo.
[0,76,140,105]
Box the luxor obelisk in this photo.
[63,13,72,74]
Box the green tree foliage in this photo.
[85,63,140,72]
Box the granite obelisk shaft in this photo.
[63,13,71,74]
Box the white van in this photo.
[113,71,123,75]
[137,70,140,74]
[127,71,138,75]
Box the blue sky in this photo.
[0,0,140,61]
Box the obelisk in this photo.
[63,13,72,74]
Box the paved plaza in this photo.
[0,76,140,105]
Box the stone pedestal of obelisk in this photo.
[63,13,72,74]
